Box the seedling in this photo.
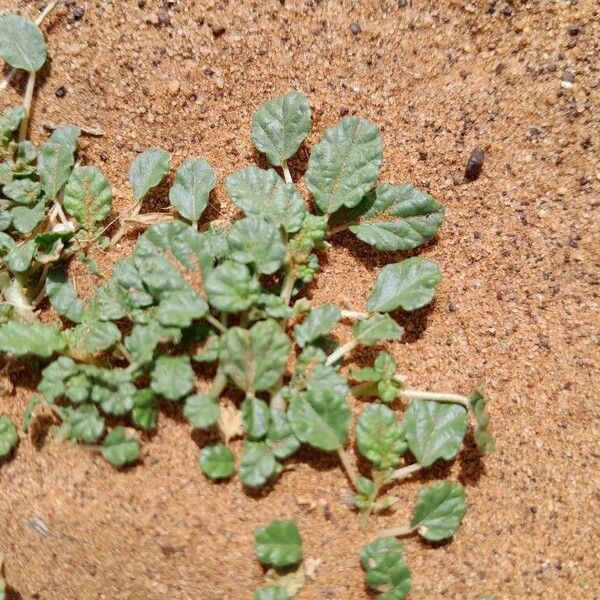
[0,415,18,457]
[0,90,494,595]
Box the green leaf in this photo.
[169,158,216,224]
[288,388,351,451]
[411,481,467,541]
[131,389,158,429]
[348,184,445,251]
[469,390,495,455]
[0,415,18,457]
[242,395,270,439]
[67,404,104,443]
[225,166,306,233]
[38,142,75,199]
[227,216,286,275]
[0,106,25,140]
[63,166,112,228]
[0,212,10,231]
[48,125,81,154]
[293,304,341,347]
[0,14,46,71]
[46,267,84,323]
[360,538,411,598]
[251,91,311,166]
[266,408,300,459]
[184,394,219,429]
[128,148,170,201]
[305,116,382,214]
[253,587,290,600]
[205,260,260,313]
[124,322,181,366]
[356,405,407,470]
[3,179,41,204]
[240,440,279,488]
[155,290,208,328]
[150,355,194,401]
[353,314,404,346]
[134,221,208,302]
[368,257,441,313]
[68,320,121,356]
[4,239,36,273]
[16,140,37,164]
[255,519,303,568]
[10,201,45,233]
[404,400,467,467]
[102,427,140,467]
[220,320,291,392]
[199,443,235,480]
[0,321,65,358]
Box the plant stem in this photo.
[205,313,227,334]
[350,381,377,398]
[117,343,134,364]
[392,462,422,480]
[18,71,36,142]
[282,161,292,184]
[209,369,227,397]
[327,221,359,237]
[378,524,416,538]
[337,446,359,488]
[340,309,369,320]
[325,339,358,367]
[399,389,469,409]
[280,268,296,306]
[270,390,286,411]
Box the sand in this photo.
[0,0,598,598]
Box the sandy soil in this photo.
[1,0,598,598]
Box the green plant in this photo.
[0,89,494,595]
[0,9,112,325]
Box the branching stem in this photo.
[327,221,359,237]
[209,369,227,397]
[325,339,358,366]
[378,524,416,538]
[280,268,296,306]
[205,313,227,334]
[399,389,469,409]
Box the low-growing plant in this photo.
[0,85,494,596]
[0,9,113,326]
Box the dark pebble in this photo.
[211,25,226,38]
[137,0,146,7]
[530,506,538,514]
[567,39,577,49]
[350,22,362,35]
[55,86,67,98]
[448,302,457,313]
[568,25,580,36]
[72,6,85,20]
[339,106,349,116]
[465,147,485,181]
[157,10,171,27]
[398,0,408,6]
[562,70,575,83]
[203,67,215,76]
[418,151,427,161]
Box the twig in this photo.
[282,160,293,184]
[399,389,469,409]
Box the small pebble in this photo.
[567,25,580,36]
[203,67,215,76]
[168,80,180,95]
[157,9,171,27]
[350,23,362,35]
[55,86,67,98]
[72,6,85,20]
[465,147,485,181]
[211,25,226,38]
[560,80,573,90]
[137,0,146,7]
[339,106,349,116]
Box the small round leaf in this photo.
[184,394,220,429]
[254,519,303,568]
[199,443,235,480]
[102,427,140,467]
[0,416,18,457]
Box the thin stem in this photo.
[337,447,359,489]
[110,201,143,245]
[280,268,296,306]
[327,221,359,237]
[270,390,286,411]
[378,524,416,538]
[399,389,469,409]
[325,339,358,367]
[282,161,292,184]
[117,343,134,364]
[209,369,227,397]
[18,71,36,142]
[53,199,69,226]
[205,313,227,334]
[392,462,422,480]
[340,309,369,320]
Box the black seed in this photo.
[448,302,457,313]
[137,0,146,7]
[55,86,67,98]
[568,25,580,36]
[211,25,226,37]
[339,106,349,116]
[465,147,485,181]
[72,6,85,20]
[350,22,362,35]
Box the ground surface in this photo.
[1,0,599,599]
